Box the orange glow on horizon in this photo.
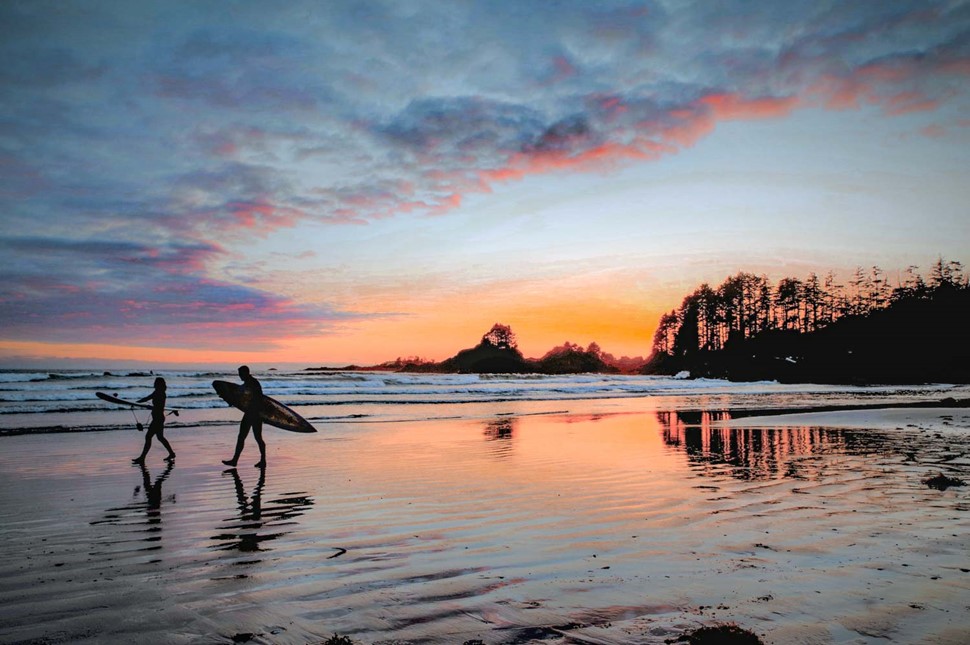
[0,340,273,367]
[0,287,662,367]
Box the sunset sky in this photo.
[1,1,968,367]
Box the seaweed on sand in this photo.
[666,623,765,645]
[923,472,967,490]
[321,635,355,645]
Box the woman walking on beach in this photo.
[222,365,266,468]
[133,377,176,464]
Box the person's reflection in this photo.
[90,460,174,550]
[137,460,173,543]
[211,466,314,555]
[213,466,267,553]
[137,459,174,517]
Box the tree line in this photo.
[651,257,967,359]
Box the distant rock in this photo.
[438,342,531,374]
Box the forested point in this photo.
[642,257,970,384]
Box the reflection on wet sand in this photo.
[483,417,515,458]
[4,407,969,644]
[90,461,175,552]
[210,466,314,556]
[657,409,970,483]
[659,410,841,480]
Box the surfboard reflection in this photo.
[210,467,314,556]
[90,460,175,552]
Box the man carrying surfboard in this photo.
[133,377,176,464]
[222,365,267,468]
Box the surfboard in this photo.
[96,392,180,415]
[211,380,317,433]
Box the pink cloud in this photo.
[698,93,799,120]
[589,94,630,122]
[481,140,655,185]
[207,198,307,235]
[452,92,800,212]
[641,93,797,153]
[428,192,462,215]
[808,54,965,116]
[883,90,941,116]
[939,59,970,76]
[812,75,868,110]
[386,52,962,223]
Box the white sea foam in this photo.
[0,368,967,434]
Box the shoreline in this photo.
[720,395,970,419]
[4,394,968,438]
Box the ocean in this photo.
[2,368,968,435]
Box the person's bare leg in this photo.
[253,421,266,467]
[132,431,153,464]
[157,432,176,460]
[223,421,251,467]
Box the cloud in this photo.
[151,26,325,112]
[378,97,546,155]
[5,2,965,230]
[0,236,368,349]
[1,1,967,350]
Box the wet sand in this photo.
[0,402,968,644]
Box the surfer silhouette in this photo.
[132,377,176,464]
[222,365,266,468]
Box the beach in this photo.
[1,384,968,644]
